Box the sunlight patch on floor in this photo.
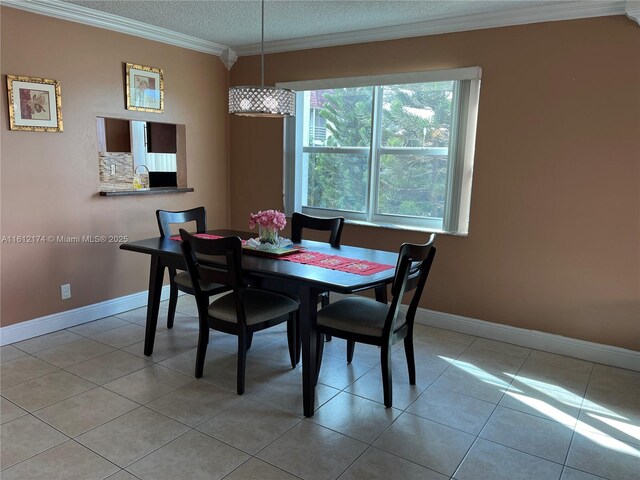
[508,374,584,410]
[440,356,515,391]
[586,412,640,444]
[505,390,640,457]
[580,397,629,420]
[440,356,640,458]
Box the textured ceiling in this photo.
[64,0,571,49]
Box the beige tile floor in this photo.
[1,295,639,479]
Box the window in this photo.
[281,67,481,235]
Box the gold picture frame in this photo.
[6,75,63,132]
[125,63,164,113]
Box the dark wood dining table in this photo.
[120,229,397,417]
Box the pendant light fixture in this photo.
[229,0,295,117]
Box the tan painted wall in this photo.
[0,7,229,327]
[229,17,640,350]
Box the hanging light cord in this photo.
[228,0,294,117]
[260,0,265,87]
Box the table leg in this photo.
[375,284,388,303]
[144,255,165,356]
[299,286,319,417]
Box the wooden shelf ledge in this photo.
[99,187,194,196]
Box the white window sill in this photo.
[341,218,468,237]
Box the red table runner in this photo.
[170,235,394,276]
[283,251,394,276]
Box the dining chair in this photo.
[291,212,345,341]
[156,207,230,329]
[315,233,436,407]
[179,230,300,395]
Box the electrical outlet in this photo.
[60,284,71,300]
[110,165,116,175]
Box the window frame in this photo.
[280,67,481,235]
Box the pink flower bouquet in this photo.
[248,210,287,231]
[249,210,287,246]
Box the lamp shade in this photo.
[229,85,295,117]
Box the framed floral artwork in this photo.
[125,63,164,113]
[6,75,63,132]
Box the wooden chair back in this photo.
[179,230,244,294]
[291,212,345,247]
[385,234,437,336]
[156,207,206,237]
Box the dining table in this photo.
[120,229,398,417]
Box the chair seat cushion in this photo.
[208,289,299,325]
[174,271,226,294]
[317,296,405,337]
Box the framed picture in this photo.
[125,63,164,113]
[6,75,63,132]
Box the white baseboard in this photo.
[0,286,172,346]
[413,308,640,372]
[2,290,638,372]
[329,292,639,371]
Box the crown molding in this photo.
[626,0,640,24]
[1,0,238,68]
[234,0,628,56]
[1,0,631,63]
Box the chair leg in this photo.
[287,313,298,368]
[315,329,325,386]
[404,335,416,385]
[194,328,209,378]
[237,333,248,395]
[167,277,178,329]
[381,343,393,408]
[321,294,332,342]
[295,311,301,365]
[346,340,355,363]
[246,332,253,350]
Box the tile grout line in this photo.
[203,404,307,479]
[0,412,71,473]
[449,345,534,479]
[558,360,596,475]
[346,335,476,478]
[0,413,128,475]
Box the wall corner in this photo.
[626,0,640,25]
[221,47,238,70]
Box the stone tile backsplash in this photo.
[99,153,147,190]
